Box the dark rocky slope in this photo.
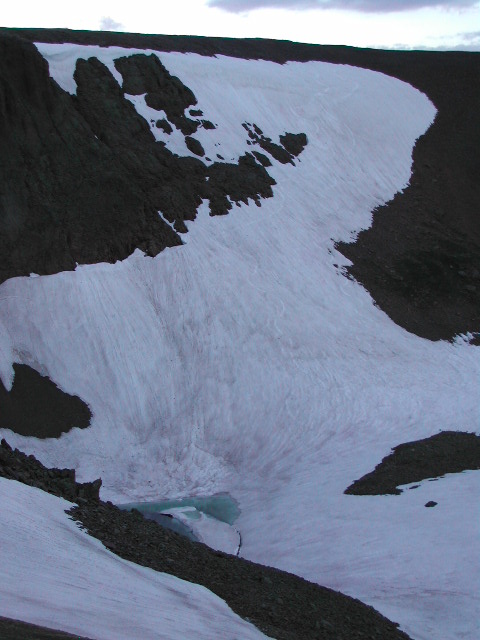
[345,431,480,495]
[0,438,102,501]
[0,33,180,284]
[0,439,411,640]
[0,364,91,438]
[0,32,307,284]
[0,617,93,640]
[3,27,478,341]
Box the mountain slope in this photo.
[0,29,478,640]
[0,477,270,640]
[3,28,480,340]
[0,440,413,640]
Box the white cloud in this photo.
[100,16,125,31]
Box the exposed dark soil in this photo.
[345,431,480,495]
[3,27,478,341]
[0,439,411,640]
[0,364,91,438]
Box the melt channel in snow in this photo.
[0,43,479,640]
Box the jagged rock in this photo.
[252,150,272,167]
[0,38,306,285]
[242,122,296,164]
[185,135,205,157]
[156,118,173,134]
[114,53,199,135]
[280,132,308,157]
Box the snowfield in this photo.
[0,44,478,640]
[0,478,270,640]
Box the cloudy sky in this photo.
[3,0,480,50]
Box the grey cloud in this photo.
[384,31,480,51]
[100,16,125,31]
[432,43,480,50]
[425,29,480,49]
[207,0,479,13]
[459,30,480,43]
[436,31,480,50]
[394,42,480,50]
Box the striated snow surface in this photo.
[1,44,479,640]
[0,478,270,640]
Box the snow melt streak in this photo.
[1,45,479,640]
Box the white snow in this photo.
[162,506,241,555]
[1,44,479,640]
[0,478,269,640]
